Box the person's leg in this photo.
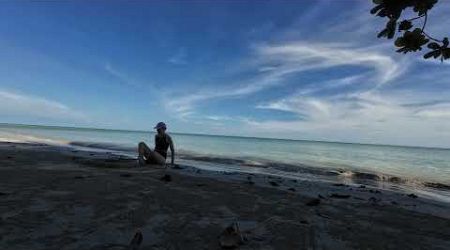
[138,142,151,158]
[148,151,166,165]
[137,142,166,166]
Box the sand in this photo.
[0,142,449,250]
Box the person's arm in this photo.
[169,135,175,166]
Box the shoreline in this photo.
[3,140,450,202]
[3,122,450,150]
[2,125,450,188]
[1,141,450,249]
[67,140,450,203]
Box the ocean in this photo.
[1,123,449,200]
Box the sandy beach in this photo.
[1,142,449,250]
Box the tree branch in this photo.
[422,30,443,43]
[405,14,426,22]
[372,1,448,61]
[421,13,428,32]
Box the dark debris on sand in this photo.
[333,183,348,187]
[218,222,245,249]
[330,193,351,199]
[306,198,321,206]
[160,174,172,182]
[369,197,381,203]
[269,181,279,187]
[246,176,255,185]
[407,193,418,199]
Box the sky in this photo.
[0,0,449,148]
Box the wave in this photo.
[68,141,136,152]
[178,155,449,191]
[62,140,450,192]
[0,131,69,145]
[424,182,450,191]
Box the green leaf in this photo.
[442,48,450,60]
[399,20,413,31]
[370,5,383,15]
[443,38,449,47]
[412,28,422,34]
[395,37,405,47]
[396,47,407,54]
[413,0,437,16]
[423,51,433,59]
[386,19,397,39]
[378,29,388,38]
[423,50,441,59]
[394,28,428,53]
[427,42,440,50]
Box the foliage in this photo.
[371,0,449,61]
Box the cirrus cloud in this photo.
[0,90,86,121]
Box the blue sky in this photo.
[0,0,449,148]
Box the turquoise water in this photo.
[1,123,449,185]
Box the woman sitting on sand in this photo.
[137,122,175,167]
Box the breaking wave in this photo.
[67,140,450,192]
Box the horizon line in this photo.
[0,122,449,151]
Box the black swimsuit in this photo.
[154,134,170,159]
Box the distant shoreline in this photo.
[2,122,449,150]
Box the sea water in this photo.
[1,123,449,188]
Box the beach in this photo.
[2,0,450,249]
[1,141,449,250]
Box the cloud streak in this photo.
[104,63,142,88]
[255,42,403,85]
[165,41,404,118]
[0,90,86,121]
[252,89,450,147]
[168,48,188,65]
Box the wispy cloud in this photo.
[168,48,188,65]
[415,103,450,118]
[0,90,86,121]
[252,90,450,147]
[104,63,142,88]
[204,115,234,121]
[254,42,404,86]
[165,41,404,119]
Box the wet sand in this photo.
[1,142,449,249]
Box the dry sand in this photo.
[0,142,449,250]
